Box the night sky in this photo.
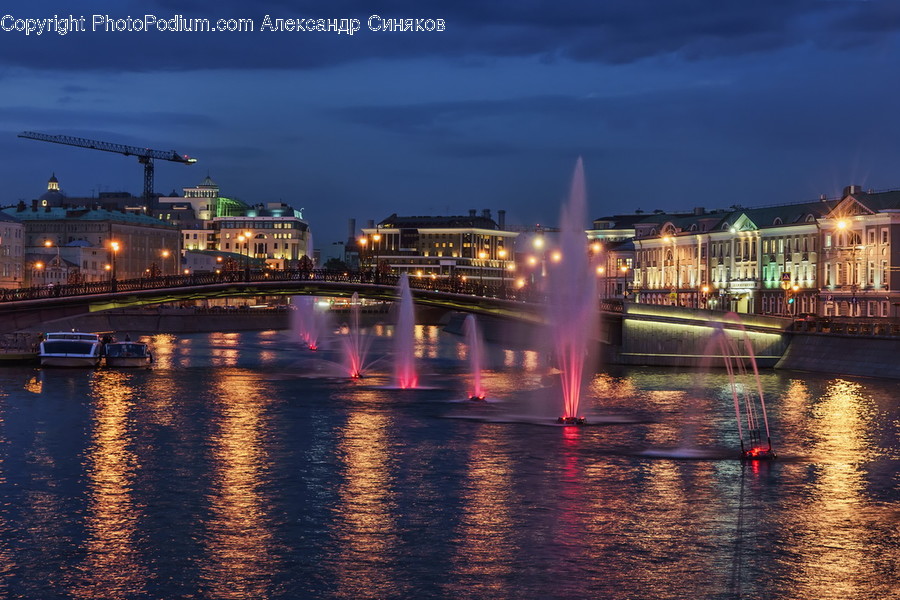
[3,1,900,247]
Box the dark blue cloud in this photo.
[3,0,899,72]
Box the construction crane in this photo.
[18,131,197,203]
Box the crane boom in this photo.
[18,131,197,203]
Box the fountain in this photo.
[546,158,598,425]
[341,292,371,378]
[394,273,418,389]
[463,315,486,401]
[715,315,776,461]
[292,296,325,351]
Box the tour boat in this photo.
[39,332,103,367]
[104,340,153,368]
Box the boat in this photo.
[104,340,153,368]
[39,332,103,367]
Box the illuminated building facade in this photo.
[630,186,900,318]
[360,210,517,284]
[157,176,312,268]
[0,212,24,289]
[819,186,900,318]
[4,204,180,282]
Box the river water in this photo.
[0,327,896,599]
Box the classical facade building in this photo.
[4,203,180,282]
[0,213,24,288]
[818,187,900,318]
[633,202,836,314]
[630,186,900,318]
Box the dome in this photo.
[39,173,65,206]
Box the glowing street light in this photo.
[110,241,120,281]
[161,249,173,276]
[478,250,487,289]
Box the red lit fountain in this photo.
[464,315,486,401]
[547,158,597,426]
[394,273,418,389]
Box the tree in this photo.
[323,257,348,271]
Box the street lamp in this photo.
[498,247,508,289]
[161,249,173,276]
[110,241,120,281]
[372,231,382,282]
[44,239,60,284]
[478,250,487,290]
[663,236,679,305]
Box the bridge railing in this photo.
[0,269,549,305]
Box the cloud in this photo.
[3,0,899,73]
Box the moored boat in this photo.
[104,341,153,368]
[39,332,103,367]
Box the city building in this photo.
[0,212,24,289]
[628,186,900,319]
[632,202,835,314]
[158,176,311,267]
[587,214,643,298]
[818,186,900,318]
[4,202,181,282]
[359,210,517,285]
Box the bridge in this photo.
[0,269,547,333]
[0,268,796,369]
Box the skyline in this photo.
[3,1,900,245]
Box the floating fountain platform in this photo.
[741,446,777,461]
[557,416,586,426]
[469,394,486,402]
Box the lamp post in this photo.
[372,231,381,283]
[498,247,508,289]
[663,236,679,305]
[44,239,60,285]
[596,264,606,299]
[478,250,487,292]
[161,249,173,276]
[357,236,368,272]
[110,241,120,283]
[34,261,44,286]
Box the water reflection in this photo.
[447,426,514,597]
[0,397,12,598]
[73,370,145,599]
[784,378,887,600]
[330,400,402,599]
[0,331,896,600]
[200,374,277,599]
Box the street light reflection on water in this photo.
[75,370,145,599]
[0,329,896,599]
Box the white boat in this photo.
[39,332,103,367]
[104,341,152,368]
